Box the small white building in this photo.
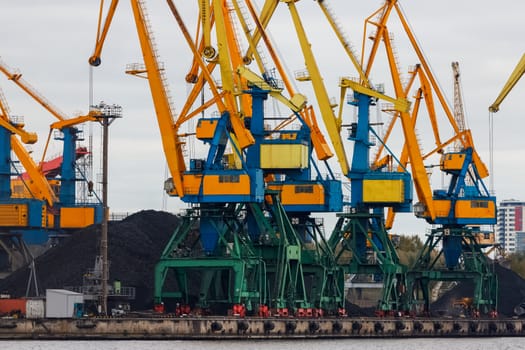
[45,289,83,318]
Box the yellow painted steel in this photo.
[455,200,495,220]
[11,135,57,207]
[196,119,218,140]
[363,179,404,203]
[421,199,495,221]
[59,207,95,229]
[260,144,308,169]
[284,0,349,176]
[200,0,214,59]
[223,153,242,169]
[0,114,37,145]
[0,204,28,226]
[236,66,307,112]
[46,212,55,228]
[316,0,368,86]
[339,78,410,113]
[129,1,187,198]
[0,204,30,226]
[300,106,333,161]
[429,200,452,219]
[489,53,525,113]
[268,183,325,206]
[280,133,297,140]
[440,153,466,172]
[203,174,251,195]
[49,111,100,130]
[0,58,66,122]
[243,0,280,62]
[377,20,435,221]
[89,0,120,66]
[182,174,203,196]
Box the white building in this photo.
[496,199,525,254]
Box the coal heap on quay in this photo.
[431,263,525,317]
[1,209,525,317]
[0,210,180,311]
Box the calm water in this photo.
[0,339,524,350]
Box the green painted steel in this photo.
[154,193,346,315]
[328,211,407,313]
[406,227,498,315]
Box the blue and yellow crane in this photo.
[89,0,345,316]
[281,0,497,315]
[0,58,119,245]
[87,0,499,317]
[349,0,497,315]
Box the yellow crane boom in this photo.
[489,53,525,113]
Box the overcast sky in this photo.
[0,1,523,236]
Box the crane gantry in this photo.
[276,0,497,314]
[347,0,495,314]
[89,0,347,316]
[84,0,500,316]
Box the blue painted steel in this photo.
[182,169,264,204]
[0,127,11,199]
[200,215,220,254]
[245,88,267,170]
[443,234,463,269]
[432,147,496,226]
[14,228,49,245]
[348,93,372,210]
[93,204,103,224]
[205,113,229,170]
[58,127,78,206]
[272,179,342,213]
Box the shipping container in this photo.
[46,289,83,318]
[25,299,45,319]
[0,298,45,318]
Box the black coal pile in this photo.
[431,263,525,317]
[0,210,180,311]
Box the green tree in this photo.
[507,252,525,279]
[396,234,424,267]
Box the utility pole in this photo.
[95,103,122,315]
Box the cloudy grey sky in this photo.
[0,1,523,236]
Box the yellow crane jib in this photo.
[339,77,411,113]
[0,118,37,145]
[237,66,307,112]
[489,53,525,113]
[49,108,103,130]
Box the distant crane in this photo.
[0,57,121,238]
[452,61,466,151]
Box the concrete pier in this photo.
[0,316,524,339]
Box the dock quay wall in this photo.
[0,317,524,339]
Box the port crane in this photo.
[489,53,525,113]
[0,58,121,239]
[280,0,497,314]
[90,0,346,316]
[350,1,496,314]
[88,0,498,316]
[278,0,412,313]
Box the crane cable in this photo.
[489,111,494,194]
